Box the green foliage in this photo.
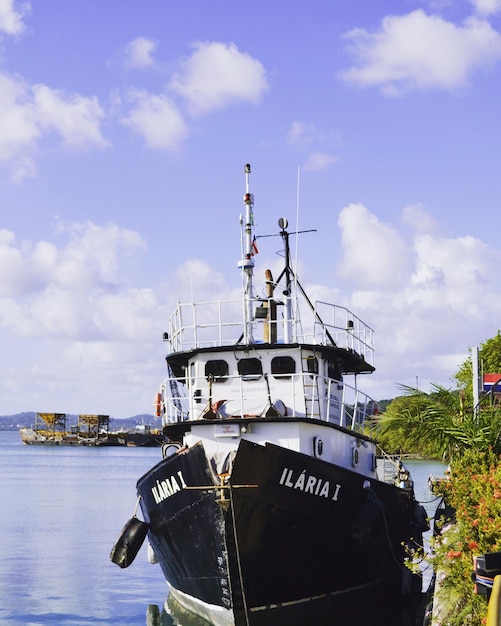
[377,332,501,624]
[377,384,501,460]
[375,389,437,456]
[430,450,501,625]
[454,330,501,397]
[477,331,501,373]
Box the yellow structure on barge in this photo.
[19,413,125,446]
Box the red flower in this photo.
[446,550,462,559]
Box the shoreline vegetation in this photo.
[375,331,501,625]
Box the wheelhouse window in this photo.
[327,360,342,382]
[205,359,229,382]
[306,356,318,377]
[238,358,262,380]
[271,356,296,379]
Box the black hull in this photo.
[137,440,422,626]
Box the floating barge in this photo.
[20,413,125,446]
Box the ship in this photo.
[125,424,164,447]
[111,165,428,625]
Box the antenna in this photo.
[293,166,301,332]
[237,164,255,343]
[294,165,301,270]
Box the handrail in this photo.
[159,371,378,431]
[375,446,411,486]
[167,297,374,366]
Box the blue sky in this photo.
[1,0,501,418]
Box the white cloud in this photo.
[10,155,36,182]
[334,202,501,393]
[0,73,39,161]
[121,89,189,150]
[410,233,491,300]
[339,10,501,94]
[286,122,338,171]
[401,203,438,233]
[0,0,30,36]
[115,40,268,150]
[287,121,324,146]
[33,84,108,149]
[469,0,501,15]
[0,72,107,180]
[123,36,158,68]
[302,151,338,171]
[0,221,211,416]
[0,38,268,167]
[53,219,146,288]
[337,203,412,289]
[0,220,146,299]
[169,41,269,115]
[0,219,166,418]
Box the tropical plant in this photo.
[429,449,501,625]
[454,330,501,397]
[379,332,501,624]
[373,390,437,456]
[377,384,501,461]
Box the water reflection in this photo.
[147,596,211,626]
[146,604,175,626]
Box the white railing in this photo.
[159,371,378,433]
[167,297,374,366]
[313,301,374,366]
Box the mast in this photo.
[274,218,338,348]
[238,164,255,344]
[278,217,293,343]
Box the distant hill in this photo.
[0,412,159,431]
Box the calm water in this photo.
[0,431,446,626]
[0,431,172,626]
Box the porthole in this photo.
[313,437,324,458]
[352,448,359,467]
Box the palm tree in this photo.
[377,384,501,461]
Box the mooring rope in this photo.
[368,487,411,573]
[132,495,141,518]
[228,484,251,626]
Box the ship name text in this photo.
[279,467,341,501]
[152,470,187,504]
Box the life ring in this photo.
[154,392,163,417]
